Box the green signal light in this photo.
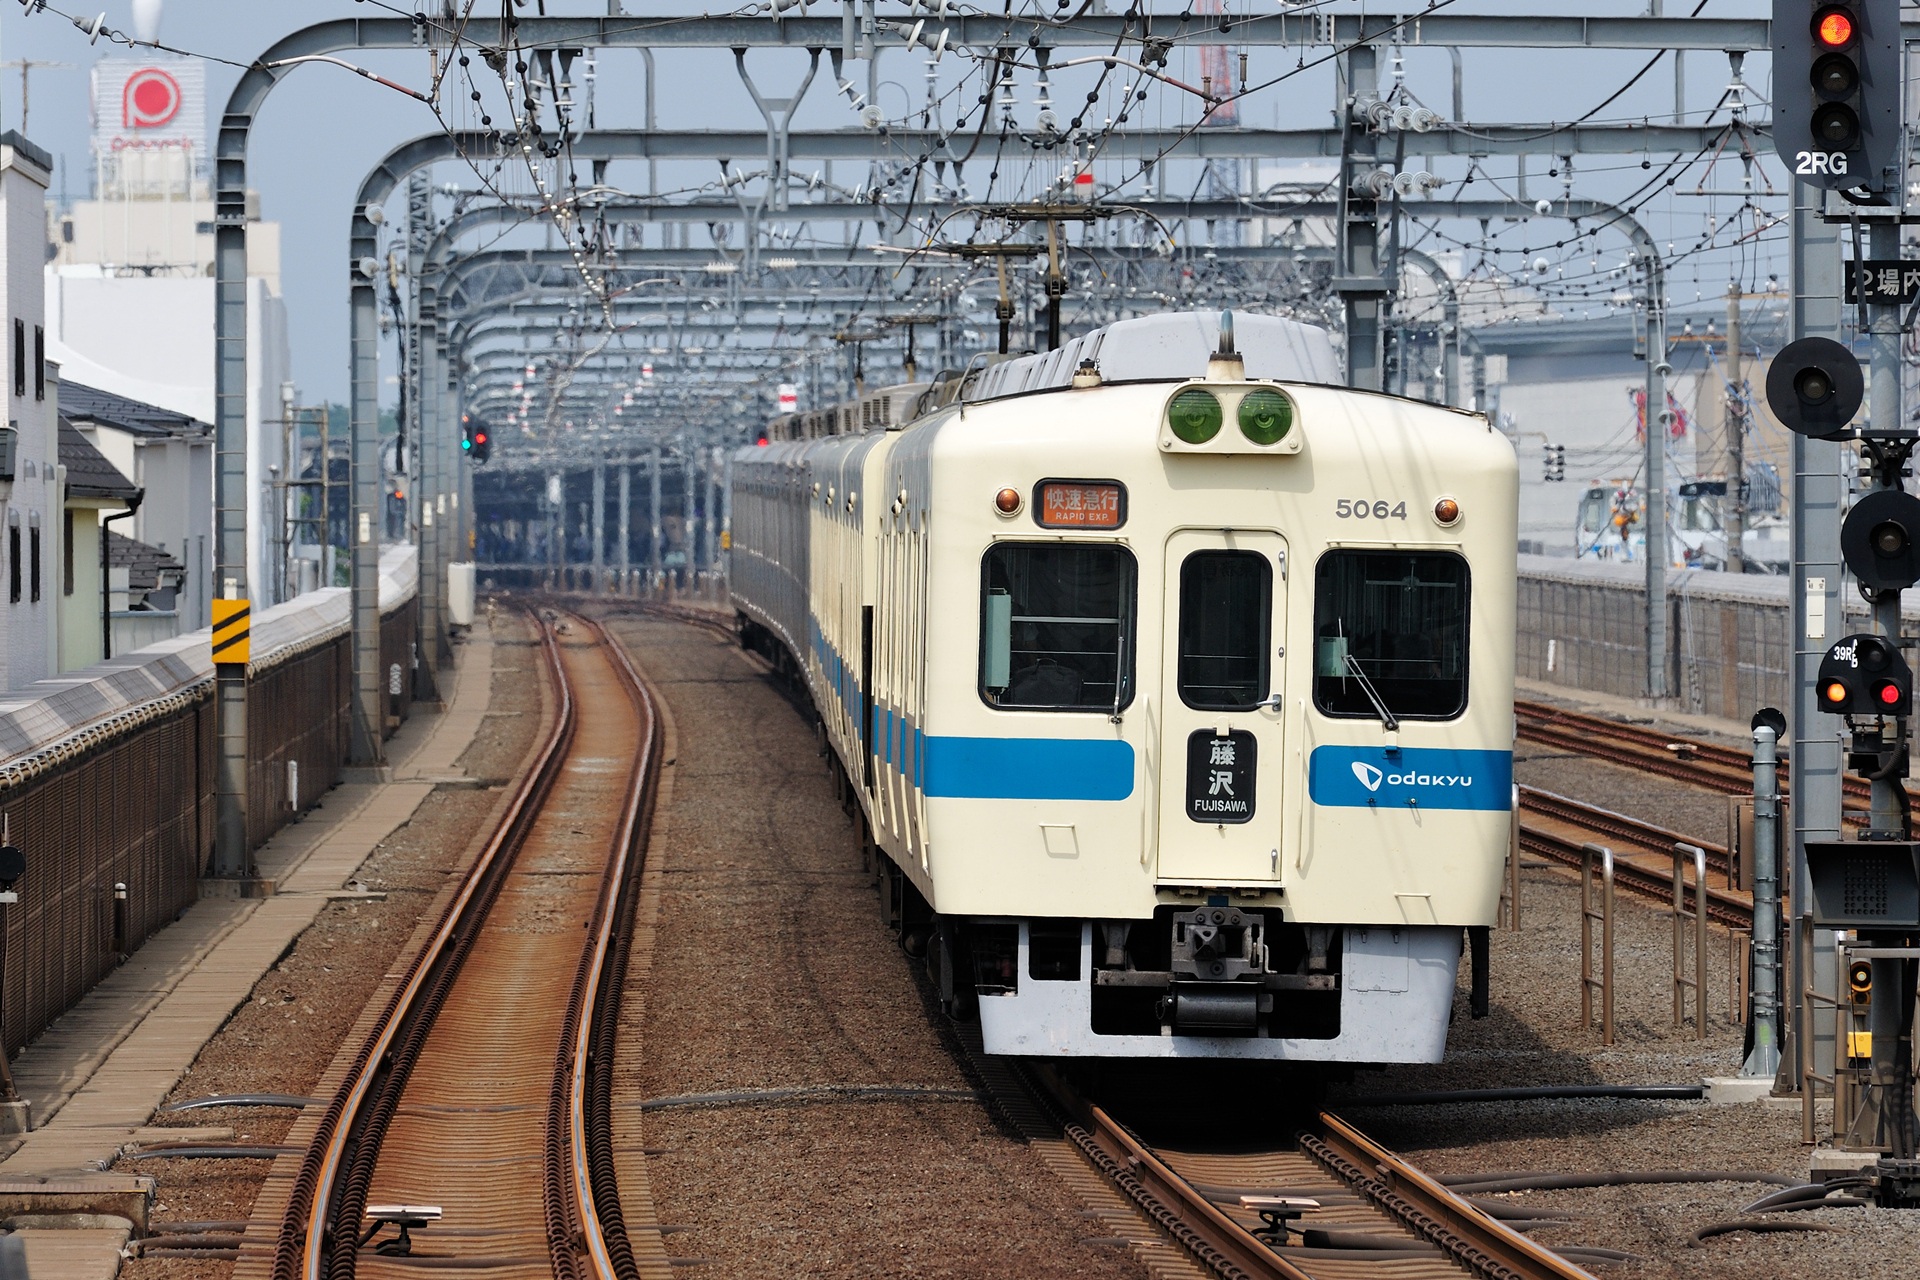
[1167,388,1223,443]
[1238,389,1294,445]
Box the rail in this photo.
[1019,1065,1597,1280]
[267,608,660,1279]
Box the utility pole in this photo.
[617,464,631,594]
[1725,282,1746,574]
[2,60,70,137]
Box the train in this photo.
[728,310,1518,1061]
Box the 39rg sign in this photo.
[1795,150,1850,176]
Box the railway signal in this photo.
[1765,336,1864,438]
[1772,0,1902,194]
[1842,488,1920,591]
[1816,633,1911,717]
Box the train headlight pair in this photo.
[1167,387,1294,448]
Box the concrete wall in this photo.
[58,508,104,672]
[1517,554,1920,722]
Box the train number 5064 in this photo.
[1335,499,1407,519]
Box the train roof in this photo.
[963,311,1340,403]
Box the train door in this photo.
[1155,529,1288,884]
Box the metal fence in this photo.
[0,600,416,1062]
[245,634,353,852]
[0,689,212,1057]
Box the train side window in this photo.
[980,542,1136,711]
[1178,551,1271,711]
[1312,550,1469,720]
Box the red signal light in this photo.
[1878,681,1903,707]
[1815,8,1856,48]
[474,432,487,445]
[756,435,769,447]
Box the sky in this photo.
[0,1,1787,405]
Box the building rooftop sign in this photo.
[90,56,205,198]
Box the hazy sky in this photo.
[0,1,1781,403]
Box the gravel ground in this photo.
[599,612,1147,1280]
[115,613,544,1280]
[1312,714,1920,1278]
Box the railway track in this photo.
[263,611,662,1280]
[1516,698,1890,819]
[1517,786,1751,930]
[1017,1065,1604,1280]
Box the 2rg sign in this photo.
[1793,150,1849,176]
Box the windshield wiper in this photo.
[1344,654,1400,732]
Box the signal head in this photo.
[1814,7,1857,48]
[1766,336,1864,439]
[1813,53,1859,97]
[1811,102,1861,148]
[1817,632,1913,716]
[1842,489,1920,590]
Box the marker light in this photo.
[994,487,1022,515]
[1814,8,1856,48]
[1167,389,1223,444]
[1237,389,1294,445]
[1433,497,1462,526]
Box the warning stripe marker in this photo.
[211,599,252,665]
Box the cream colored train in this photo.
[730,311,1517,1060]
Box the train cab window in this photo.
[1312,551,1469,720]
[1178,551,1270,710]
[981,543,1136,711]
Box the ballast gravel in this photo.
[1321,698,1920,1279]
[113,613,545,1280]
[599,611,1146,1280]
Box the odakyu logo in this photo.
[1311,746,1513,812]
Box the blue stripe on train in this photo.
[816,616,1127,801]
[923,737,1135,801]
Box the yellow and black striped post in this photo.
[211,599,252,666]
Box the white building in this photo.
[0,132,60,691]
[43,53,291,609]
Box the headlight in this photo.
[1237,389,1294,445]
[1167,388,1223,443]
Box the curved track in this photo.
[267,611,662,1280]
[1516,698,1888,821]
[1021,1067,1601,1280]
[1517,787,1751,929]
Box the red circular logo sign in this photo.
[123,69,181,129]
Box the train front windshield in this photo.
[1312,550,1469,720]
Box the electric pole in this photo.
[1725,282,1746,574]
[2,60,70,137]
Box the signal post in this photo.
[1774,0,1920,1188]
